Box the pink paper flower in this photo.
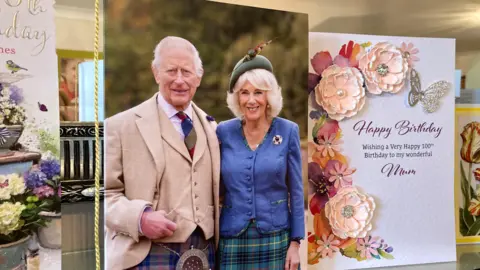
[316,133,343,158]
[328,162,355,189]
[316,234,340,258]
[325,186,376,239]
[400,42,419,68]
[315,65,366,121]
[316,117,340,141]
[358,42,409,95]
[357,236,381,259]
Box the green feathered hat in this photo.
[228,40,274,93]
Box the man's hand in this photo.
[284,241,300,270]
[140,210,177,239]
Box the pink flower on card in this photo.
[325,186,376,239]
[358,42,409,95]
[400,42,419,68]
[328,162,355,189]
[357,235,381,259]
[316,133,343,158]
[316,234,340,258]
[315,65,366,121]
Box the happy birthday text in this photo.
[0,0,49,56]
[352,120,443,139]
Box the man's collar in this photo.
[157,93,193,120]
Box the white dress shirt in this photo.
[157,93,193,140]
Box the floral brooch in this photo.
[206,115,215,122]
[273,135,282,145]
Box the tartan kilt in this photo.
[129,227,215,270]
[218,221,299,270]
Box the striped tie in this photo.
[176,111,196,158]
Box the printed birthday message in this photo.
[351,120,442,177]
[0,0,50,56]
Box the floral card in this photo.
[455,107,480,244]
[307,32,456,269]
[0,1,61,267]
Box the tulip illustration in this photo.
[459,121,480,236]
[460,122,480,164]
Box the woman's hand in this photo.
[285,241,301,270]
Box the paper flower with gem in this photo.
[358,42,409,95]
[315,65,366,121]
[325,186,376,239]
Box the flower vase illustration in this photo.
[0,62,32,157]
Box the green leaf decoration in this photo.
[460,161,475,228]
[360,42,372,48]
[312,115,326,139]
[459,208,469,236]
[341,242,359,259]
[467,218,480,236]
[45,180,55,187]
[356,255,367,261]
[378,249,394,260]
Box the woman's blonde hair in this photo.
[226,69,283,119]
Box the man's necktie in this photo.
[176,111,196,158]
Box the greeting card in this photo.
[455,106,480,244]
[307,32,456,269]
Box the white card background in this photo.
[307,32,456,269]
[0,0,59,158]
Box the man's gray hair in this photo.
[151,36,204,77]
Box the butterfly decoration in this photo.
[0,127,10,145]
[0,179,9,188]
[38,102,48,112]
[407,69,451,113]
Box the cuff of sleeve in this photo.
[138,205,153,236]
[290,216,306,239]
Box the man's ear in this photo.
[194,68,204,87]
[152,65,160,84]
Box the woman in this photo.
[216,47,305,269]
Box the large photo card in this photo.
[0,0,61,269]
[455,107,480,244]
[307,32,456,269]
[105,0,309,269]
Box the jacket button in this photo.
[247,188,252,192]
[247,166,251,170]
[248,212,252,216]
[196,207,199,211]
[247,199,252,204]
[248,155,253,159]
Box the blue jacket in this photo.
[216,117,305,239]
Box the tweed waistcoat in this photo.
[152,108,214,243]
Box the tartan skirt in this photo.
[218,221,297,270]
[130,227,215,270]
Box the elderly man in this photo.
[104,36,220,270]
